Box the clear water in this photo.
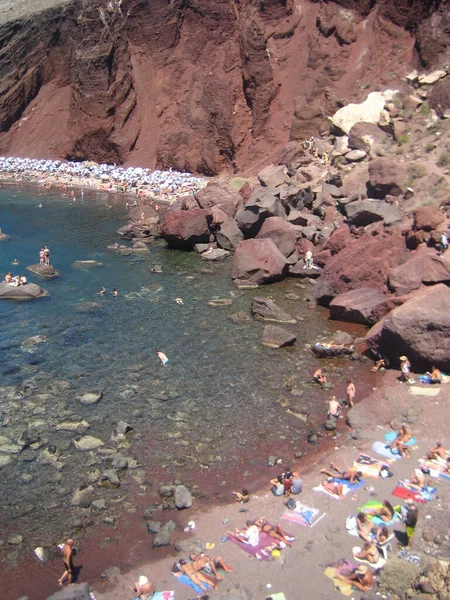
[0,184,363,562]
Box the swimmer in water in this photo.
[38,203,43,208]
[175,297,184,305]
[157,351,168,365]
[99,287,106,295]
[113,288,118,297]
[11,259,19,266]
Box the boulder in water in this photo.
[262,325,297,348]
[0,281,48,300]
[72,260,103,269]
[251,297,296,324]
[26,263,59,278]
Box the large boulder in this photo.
[232,239,288,286]
[195,183,242,218]
[46,582,90,600]
[0,282,48,300]
[216,218,244,251]
[174,485,193,509]
[329,91,394,134]
[251,297,296,324]
[153,520,176,547]
[329,287,391,325]
[159,209,212,249]
[255,216,299,257]
[345,199,401,226]
[257,164,288,188]
[375,284,450,369]
[314,232,407,305]
[388,249,450,295]
[236,186,286,237]
[367,158,408,198]
[323,225,352,254]
[262,325,297,348]
[27,264,59,278]
[348,122,388,153]
[413,205,446,232]
[274,141,309,171]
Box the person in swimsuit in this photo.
[336,565,374,592]
[130,575,154,600]
[366,500,395,523]
[253,518,294,547]
[232,488,250,503]
[427,442,447,460]
[320,463,362,485]
[328,396,341,419]
[354,540,380,564]
[390,424,412,458]
[356,512,376,542]
[172,559,217,592]
[313,368,327,385]
[322,478,345,499]
[346,380,356,408]
[189,553,232,581]
[58,538,74,586]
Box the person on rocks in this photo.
[130,575,154,600]
[371,353,388,372]
[43,245,50,265]
[19,276,27,285]
[328,395,341,419]
[303,250,313,270]
[427,442,447,461]
[313,367,327,385]
[336,564,374,592]
[390,424,412,458]
[39,248,45,264]
[427,366,442,384]
[189,552,232,581]
[320,462,362,485]
[346,379,356,408]
[58,538,74,586]
[290,473,302,495]
[5,272,13,283]
[253,517,294,547]
[438,232,448,256]
[399,356,415,384]
[232,488,250,503]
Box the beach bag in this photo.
[380,465,393,478]
[285,498,296,510]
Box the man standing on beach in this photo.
[58,538,74,586]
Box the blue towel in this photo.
[174,573,210,595]
[372,441,402,461]
[333,477,365,491]
[371,513,400,527]
[384,431,416,447]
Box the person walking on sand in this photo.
[58,538,74,586]
[346,379,356,408]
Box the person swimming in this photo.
[157,351,168,365]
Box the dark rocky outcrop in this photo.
[232,239,288,286]
[159,209,212,249]
[345,199,401,226]
[329,287,391,325]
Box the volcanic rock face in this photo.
[0,0,446,174]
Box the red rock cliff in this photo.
[0,0,447,174]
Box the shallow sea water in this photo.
[0,184,367,570]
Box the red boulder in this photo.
[232,239,288,286]
[159,209,212,249]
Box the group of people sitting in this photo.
[269,468,302,496]
[4,272,27,286]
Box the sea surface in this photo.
[0,184,369,588]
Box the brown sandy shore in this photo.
[15,370,447,600]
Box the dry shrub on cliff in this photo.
[377,557,420,598]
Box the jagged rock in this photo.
[329,287,390,325]
[73,436,104,451]
[324,419,337,430]
[77,391,103,406]
[257,164,288,188]
[251,297,296,323]
[329,91,395,134]
[195,183,242,218]
[210,205,229,227]
[413,205,445,232]
[429,77,450,117]
[100,470,120,487]
[345,199,401,226]
[376,284,450,369]
[153,520,176,547]
[367,158,408,198]
[22,334,48,348]
[232,239,288,286]
[8,533,23,545]
[56,420,90,433]
[26,263,59,278]
[0,454,12,468]
[262,325,296,348]
[146,520,161,534]
[236,186,286,237]
[216,218,244,251]
[388,250,450,295]
[111,421,133,441]
[0,281,48,300]
[275,141,308,171]
[111,454,128,471]
[418,70,447,85]
[174,539,205,554]
[323,225,352,255]
[91,499,108,511]
[45,582,90,600]
[159,485,175,499]
[314,232,407,305]
[159,209,212,249]
[348,122,388,153]
[255,216,299,257]
[288,261,322,278]
[200,248,230,261]
[71,486,95,508]
[174,485,193,509]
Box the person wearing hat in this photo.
[130,575,154,600]
[336,564,374,592]
[399,356,415,383]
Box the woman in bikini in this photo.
[354,540,380,564]
[253,518,294,547]
[391,424,412,458]
[367,500,395,523]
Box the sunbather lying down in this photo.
[253,517,294,547]
[172,558,219,592]
[320,462,362,484]
[322,479,345,499]
[188,553,232,581]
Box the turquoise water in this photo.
[0,184,362,565]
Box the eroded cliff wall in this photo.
[0,0,447,174]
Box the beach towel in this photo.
[267,594,287,600]
[325,559,358,596]
[173,572,210,595]
[352,546,386,570]
[360,500,400,526]
[384,431,417,446]
[313,477,364,499]
[152,593,174,600]
[392,481,437,503]
[227,528,292,560]
[419,458,450,480]
[372,441,402,461]
[282,502,324,527]
[409,386,440,397]
[354,453,388,478]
